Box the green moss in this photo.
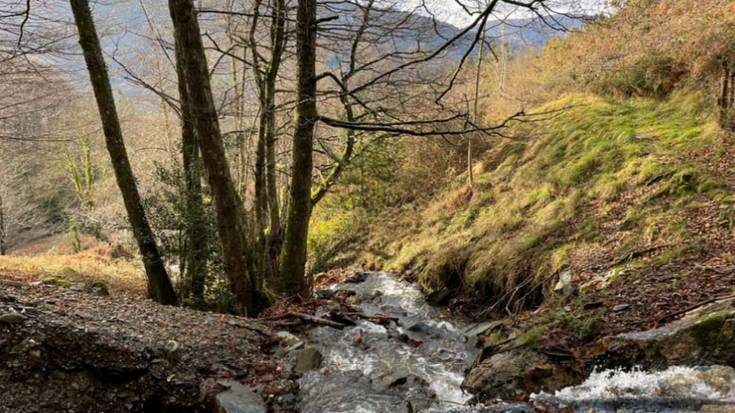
[42,275,71,288]
[689,310,734,349]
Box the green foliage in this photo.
[147,159,221,306]
[595,54,687,98]
[308,206,367,274]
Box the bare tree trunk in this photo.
[254,115,268,235]
[176,38,207,303]
[280,0,317,297]
[169,0,267,315]
[719,60,731,128]
[469,27,486,191]
[70,0,177,305]
[264,0,286,277]
[310,95,356,208]
[0,190,6,256]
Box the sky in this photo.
[397,0,611,28]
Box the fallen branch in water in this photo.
[344,311,399,325]
[268,312,348,329]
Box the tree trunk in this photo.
[310,94,356,208]
[469,27,486,191]
[265,0,286,279]
[70,0,177,305]
[280,0,317,297]
[0,190,6,256]
[176,38,207,303]
[719,60,731,127]
[169,0,266,315]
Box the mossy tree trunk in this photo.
[250,0,287,281]
[280,0,317,297]
[175,38,207,303]
[169,0,268,315]
[69,0,177,305]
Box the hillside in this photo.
[358,91,734,325]
[305,0,735,400]
[2,0,735,411]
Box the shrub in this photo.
[595,54,688,98]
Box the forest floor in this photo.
[0,276,298,413]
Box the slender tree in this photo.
[0,188,6,256]
[169,0,268,315]
[69,0,177,305]
[280,0,317,297]
[175,39,208,303]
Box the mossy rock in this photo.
[593,298,735,369]
[463,348,580,401]
[42,275,71,288]
[83,280,110,296]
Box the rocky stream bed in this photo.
[2,272,735,412]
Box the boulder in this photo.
[215,380,267,413]
[462,349,578,401]
[593,297,735,369]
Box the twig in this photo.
[655,294,735,326]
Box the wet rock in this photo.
[0,312,27,324]
[215,379,267,413]
[314,289,335,300]
[553,269,576,297]
[291,347,323,373]
[407,321,432,334]
[463,349,579,401]
[274,331,301,347]
[593,297,735,369]
[464,320,505,339]
[344,272,368,284]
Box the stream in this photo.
[296,272,735,413]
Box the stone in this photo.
[344,272,368,284]
[463,320,504,339]
[83,281,110,296]
[215,380,267,413]
[553,269,576,297]
[291,346,323,373]
[612,303,630,312]
[593,297,735,369]
[463,349,579,402]
[407,321,432,334]
[0,312,27,324]
[314,289,336,300]
[274,331,301,347]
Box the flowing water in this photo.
[297,272,735,413]
[299,272,477,413]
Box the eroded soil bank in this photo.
[0,279,297,413]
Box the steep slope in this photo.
[361,91,734,324]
